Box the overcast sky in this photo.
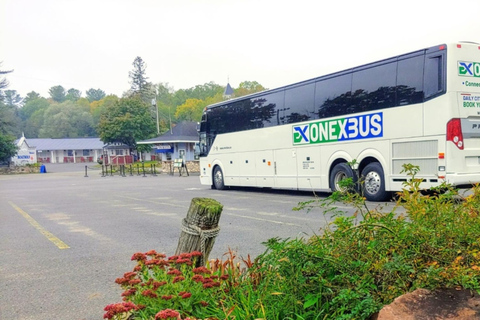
[1,0,480,99]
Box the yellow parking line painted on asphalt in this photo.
[8,201,70,249]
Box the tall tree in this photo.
[0,64,20,162]
[49,85,66,103]
[129,56,148,92]
[98,96,156,148]
[23,91,41,104]
[0,62,13,102]
[86,88,106,102]
[128,56,153,102]
[65,88,82,101]
[3,90,23,108]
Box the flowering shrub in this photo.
[105,250,243,320]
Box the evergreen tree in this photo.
[23,91,41,104]
[3,90,23,108]
[49,85,66,103]
[86,88,106,102]
[65,88,82,101]
[0,62,13,102]
[129,56,149,95]
[0,63,19,163]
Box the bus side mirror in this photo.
[194,143,200,156]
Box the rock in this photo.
[376,288,480,320]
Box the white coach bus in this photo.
[197,42,480,201]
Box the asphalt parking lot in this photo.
[1,164,337,320]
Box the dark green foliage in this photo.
[0,134,17,164]
[48,85,66,103]
[86,88,106,102]
[98,96,156,147]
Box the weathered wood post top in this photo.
[175,197,223,266]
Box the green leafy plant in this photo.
[106,163,480,319]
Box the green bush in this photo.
[105,164,480,319]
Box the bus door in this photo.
[274,149,298,189]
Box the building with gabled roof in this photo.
[24,137,104,163]
[137,121,199,162]
[12,135,37,165]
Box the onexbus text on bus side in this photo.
[292,112,383,145]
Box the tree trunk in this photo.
[175,198,223,266]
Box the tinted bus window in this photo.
[351,61,397,113]
[316,73,352,118]
[229,99,256,132]
[284,82,315,124]
[206,104,230,135]
[396,54,424,105]
[251,90,284,127]
[424,53,445,100]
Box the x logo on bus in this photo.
[459,62,473,76]
[459,61,480,77]
[294,126,309,143]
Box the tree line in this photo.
[0,57,266,163]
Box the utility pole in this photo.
[152,98,159,135]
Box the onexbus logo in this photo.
[458,61,480,77]
[292,112,383,145]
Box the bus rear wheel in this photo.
[361,162,390,201]
[330,163,357,193]
[213,166,225,190]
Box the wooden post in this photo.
[175,198,223,266]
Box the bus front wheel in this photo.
[361,162,390,201]
[213,166,225,190]
[330,163,357,193]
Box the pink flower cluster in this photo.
[103,302,139,319]
[155,308,180,319]
[108,250,227,319]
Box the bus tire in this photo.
[361,162,390,201]
[213,166,225,190]
[330,163,357,193]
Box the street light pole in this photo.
[152,98,159,135]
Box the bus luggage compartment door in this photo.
[239,152,257,187]
[255,150,274,188]
[274,149,298,189]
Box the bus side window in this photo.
[315,73,352,119]
[424,53,446,101]
[351,60,397,113]
[396,54,424,106]
[284,83,315,123]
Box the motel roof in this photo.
[25,138,105,151]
